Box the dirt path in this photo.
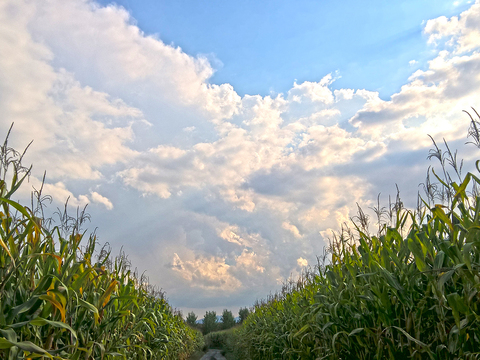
[199,349,226,360]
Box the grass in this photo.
[204,326,247,360]
[186,350,206,360]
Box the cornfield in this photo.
[0,127,203,359]
[238,111,480,359]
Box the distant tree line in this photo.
[185,307,250,335]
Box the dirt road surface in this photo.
[199,349,226,360]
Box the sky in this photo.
[1,0,480,317]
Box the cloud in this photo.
[282,222,302,238]
[424,2,480,53]
[90,191,114,210]
[41,181,90,208]
[349,4,480,144]
[297,257,308,267]
[0,3,140,181]
[171,253,242,292]
[17,176,114,211]
[2,0,480,313]
[235,250,265,274]
[288,75,335,104]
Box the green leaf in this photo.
[375,262,404,291]
[0,197,40,231]
[408,237,426,272]
[0,338,14,349]
[78,298,99,325]
[332,331,348,350]
[431,205,453,231]
[433,251,445,270]
[438,269,455,290]
[446,293,468,313]
[446,292,466,329]
[0,329,16,343]
[321,322,334,332]
[11,296,40,317]
[293,325,310,338]
[0,336,52,358]
[12,341,52,358]
[463,242,473,270]
[392,326,428,348]
[71,268,93,293]
[453,173,471,202]
[30,317,77,343]
[348,328,364,336]
[106,352,124,357]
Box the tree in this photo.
[220,309,235,330]
[186,311,197,327]
[238,307,249,323]
[202,311,217,335]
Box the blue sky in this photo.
[98,0,470,98]
[1,0,480,317]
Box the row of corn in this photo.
[237,114,480,359]
[0,133,203,359]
